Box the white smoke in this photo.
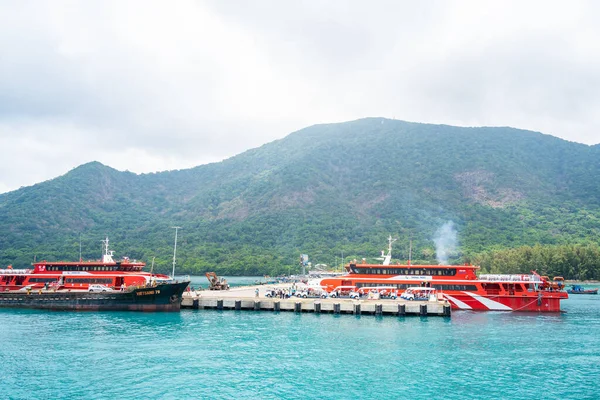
[434,221,457,264]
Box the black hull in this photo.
[0,281,190,312]
[566,290,598,294]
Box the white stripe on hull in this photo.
[463,292,513,311]
[442,294,472,310]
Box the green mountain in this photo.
[1,118,599,278]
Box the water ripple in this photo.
[1,295,599,399]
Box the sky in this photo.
[1,0,599,194]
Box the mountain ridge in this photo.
[1,118,599,277]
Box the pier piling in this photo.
[398,304,406,316]
[443,303,451,317]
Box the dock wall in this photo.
[181,295,451,317]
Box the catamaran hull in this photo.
[442,292,565,312]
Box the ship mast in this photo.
[171,227,181,279]
[383,235,397,266]
[101,237,114,263]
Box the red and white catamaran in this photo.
[0,237,173,292]
[316,237,568,312]
[0,238,189,311]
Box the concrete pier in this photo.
[181,285,450,317]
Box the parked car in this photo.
[400,287,437,301]
[329,286,359,298]
[88,284,111,292]
[349,291,360,300]
[265,289,291,298]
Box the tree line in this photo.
[469,243,600,280]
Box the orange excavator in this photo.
[205,272,230,290]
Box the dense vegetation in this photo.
[471,244,600,280]
[1,118,599,279]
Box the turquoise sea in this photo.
[1,279,599,400]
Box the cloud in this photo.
[0,0,599,193]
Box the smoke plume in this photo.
[434,221,457,264]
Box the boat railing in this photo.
[479,274,537,282]
[0,269,32,274]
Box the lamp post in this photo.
[171,226,181,279]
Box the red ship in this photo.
[316,237,568,312]
[0,238,189,311]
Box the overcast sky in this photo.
[1,0,599,194]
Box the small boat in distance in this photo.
[0,237,189,311]
[566,285,599,294]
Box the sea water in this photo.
[1,283,599,400]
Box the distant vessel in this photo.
[316,236,568,312]
[566,285,598,295]
[308,270,345,278]
[308,263,344,278]
[0,237,189,311]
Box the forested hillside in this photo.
[1,118,599,278]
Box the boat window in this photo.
[28,277,59,283]
[515,284,524,292]
[65,278,113,284]
[432,284,478,291]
